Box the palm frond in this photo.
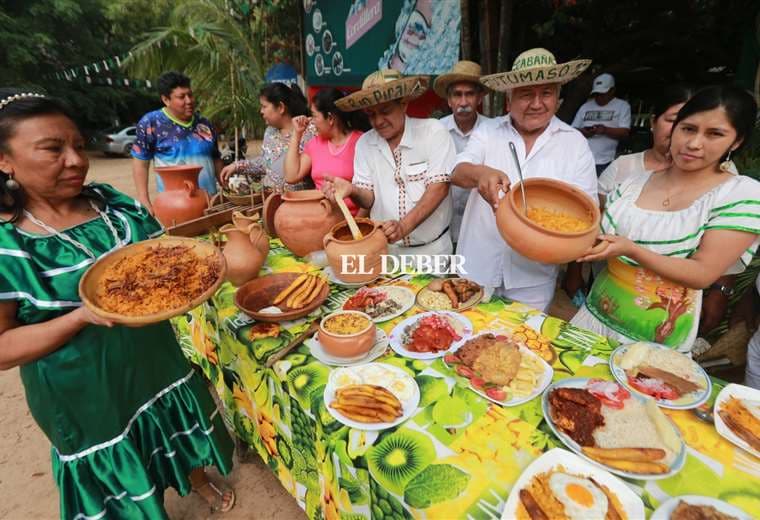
[122,0,294,136]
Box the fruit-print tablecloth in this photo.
[173,239,760,520]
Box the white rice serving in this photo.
[593,399,676,465]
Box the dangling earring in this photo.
[720,150,734,173]
[4,174,20,191]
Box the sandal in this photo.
[193,481,236,514]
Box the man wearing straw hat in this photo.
[452,48,598,312]
[433,60,493,245]
[322,69,456,258]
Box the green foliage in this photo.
[0,0,155,129]
[1,0,298,132]
[735,122,760,180]
[123,0,300,137]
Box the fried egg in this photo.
[332,368,362,388]
[387,375,415,402]
[548,472,608,520]
[358,365,392,385]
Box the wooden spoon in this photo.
[265,321,320,368]
[335,196,363,240]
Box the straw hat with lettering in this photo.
[335,69,429,112]
[433,60,488,98]
[480,48,591,92]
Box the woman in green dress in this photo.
[0,90,236,517]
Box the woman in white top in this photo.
[571,85,760,353]
[597,85,745,337]
[564,85,697,300]
[597,84,696,205]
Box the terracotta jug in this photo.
[265,190,343,257]
[247,220,270,256]
[220,219,270,286]
[324,218,388,283]
[153,164,209,227]
[232,210,259,230]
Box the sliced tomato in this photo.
[627,375,679,401]
[587,378,630,409]
[485,387,508,401]
[443,354,459,364]
[456,365,474,378]
[494,335,509,341]
[470,376,486,389]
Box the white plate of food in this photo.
[341,286,415,322]
[324,266,379,288]
[609,342,712,410]
[501,448,645,520]
[713,383,760,459]
[416,277,483,312]
[307,329,389,366]
[650,495,752,520]
[388,311,473,360]
[324,363,420,430]
[443,331,553,407]
[542,377,686,480]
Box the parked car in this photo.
[92,125,136,156]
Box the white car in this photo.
[93,126,136,156]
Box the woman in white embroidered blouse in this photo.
[571,85,760,353]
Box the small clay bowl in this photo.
[318,310,376,358]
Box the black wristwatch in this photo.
[707,283,735,297]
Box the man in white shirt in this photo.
[572,73,631,175]
[452,48,597,312]
[433,60,493,244]
[324,69,456,257]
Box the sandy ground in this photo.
[0,151,578,519]
[0,152,305,520]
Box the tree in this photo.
[124,0,300,138]
[0,0,159,130]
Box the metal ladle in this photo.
[508,142,528,215]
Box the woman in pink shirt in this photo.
[284,88,370,215]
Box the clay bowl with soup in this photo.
[318,310,376,358]
[496,178,600,264]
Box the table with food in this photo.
[81,182,759,520]
[163,241,760,520]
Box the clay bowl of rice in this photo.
[495,178,600,264]
[79,237,226,325]
[318,310,376,358]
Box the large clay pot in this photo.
[265,190,343,257]
[153,164,209,227]
[220,219,269,286]
[495,178,600,264]
[324,218,388,283]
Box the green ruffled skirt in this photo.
[51,371,233,520]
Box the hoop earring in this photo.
[4,174,20,191]
[720,150,734,173]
